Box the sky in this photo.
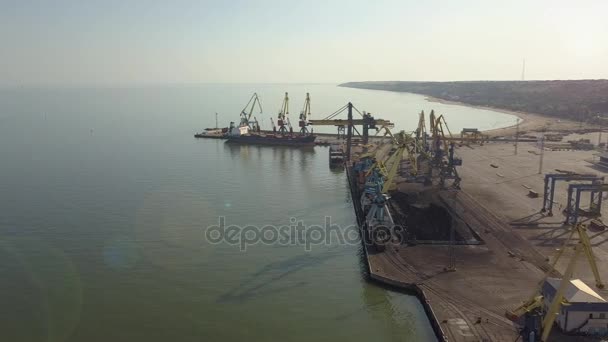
[1,0,607,85]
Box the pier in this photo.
[335,106,608,341]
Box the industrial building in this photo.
[542,278,608,335]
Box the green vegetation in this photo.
[340,80,608,122]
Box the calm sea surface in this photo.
[0,84,516,342]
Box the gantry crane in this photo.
[308,103,393,146]
[506,223,604,341]
[277,92,292,135]
[298,93,312,135]
[239,93,263,131]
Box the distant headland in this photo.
[339,80,608,123]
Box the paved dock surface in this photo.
[455,139,608,293]
[350,134,608,341]
[366,189,549,341]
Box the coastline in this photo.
[340,84,590,137]
[423,95,586,137]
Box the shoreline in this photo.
[339,84,589,137]
[423,95,525,133]
[422,94,587,137]
[341,85,540,136]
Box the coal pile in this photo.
[389,192,479,243]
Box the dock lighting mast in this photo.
[277,92,292,135]
[299,93,312,135]
[515,118,520,155]
[598,114,603,148]
[538,129,546,174]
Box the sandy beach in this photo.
[424,95,590,137]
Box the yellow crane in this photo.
[363,129,416,193]
[277,92,292,135]
[506,223,604,341]
[429,110,454,154]
[415,110,428,153]
[298,93,312,135]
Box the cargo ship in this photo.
[351,157,400,251]
[225,123,316,146]
[224,92,316,147]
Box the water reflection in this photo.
[0,238,83,342]
[217,248,342,303]
[224,142,315,162]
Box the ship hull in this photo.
[225,134,316,147]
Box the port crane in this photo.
[239,93,263,131]
[308,103,394,146]
[506,223,604,341]
[374,126,422,180]
[277,92,293,135]
[415,110,428,153]
[363,130,411,193]
[429,111,462,188]
[372,111,458,188]
[298,93,312,135]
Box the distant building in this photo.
[542,278,608,336]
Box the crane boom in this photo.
[239,93,263,130]
[382,145,406,193]
[309,119,394,127]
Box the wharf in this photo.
[194,131,388,146]
[345,160,592,341]
[343,132,608,341]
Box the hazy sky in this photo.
[1,0,607,85]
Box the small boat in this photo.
[194,127,228,139]
[329,144,345,166]
[194,111,229,138]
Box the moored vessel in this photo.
[225,92,316,147]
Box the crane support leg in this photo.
[577,224,605,288]
[541,246,582,341]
